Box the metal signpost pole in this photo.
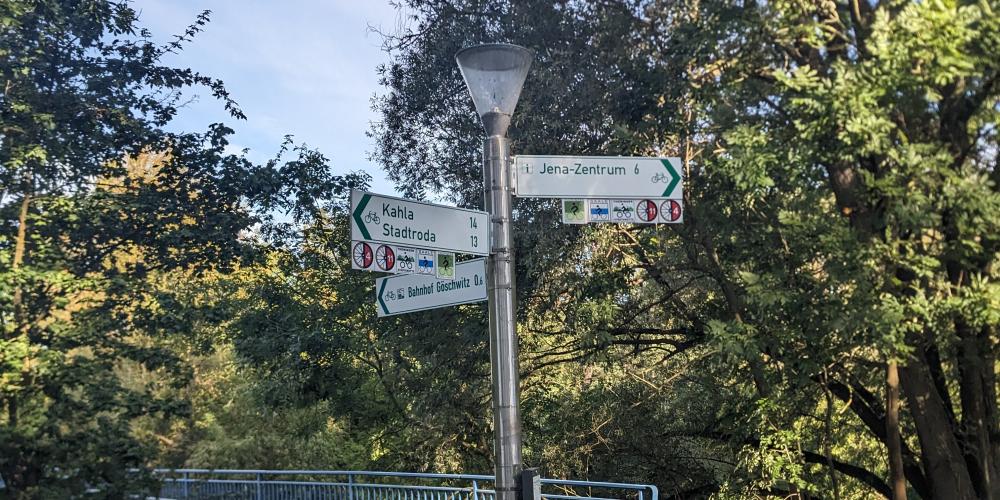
[456,44,533,500]
[484,131,521,500]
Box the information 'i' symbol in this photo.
[636,199,658,222]
[660,200,682,222]
[352,242,373,269]
[375,244,396,271]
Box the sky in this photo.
[131,0,406,195]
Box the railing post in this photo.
[520,469,540,500]
[182,471,189,499]
[255,472,262,500]
[348,473,355,500]
[472,480,479,500]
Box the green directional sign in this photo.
[376,258,487,317]
[351,190,490,256]
[513,155,683,199]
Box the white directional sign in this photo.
[514,156,683,199]
[351,190,489,256]
[375,258,487,317]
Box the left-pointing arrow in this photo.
[377,278,390,315]
[352,193,372,240]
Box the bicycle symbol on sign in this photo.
[397,255,415,272]
[650,172,670,183]
[614,205,634,220]
[375,245,395,271]
[364,211,380,224]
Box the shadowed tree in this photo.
[0,1,361,495]
[366,0,999,498]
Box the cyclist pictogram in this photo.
[588,200,610,222]
[397,253,415,272]
[636,199,658,222]
[660,199,682,222]
[364,211,380,224]
[352,242,373,269]
[416,249,435,274]
[613,202,634,221]
[436,253,455,279]
[376,244,396,271]
[562,200,586,223]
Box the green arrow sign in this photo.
[660,159,680,197]
[513,155,683,200]
[350,190,490,256]
[375,258,486,317]
[352,193,372,240]
[377,278,390,315]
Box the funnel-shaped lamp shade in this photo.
[456,44,533,136]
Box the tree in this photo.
[369,0,999,498]
[0,1,357,495]
[221,211,499,474]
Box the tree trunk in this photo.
[899,352,977,498]
[955,319,998,499]
[886,360,907,499]
[7,188,31,428]
[986,325,1000,500]
[11,189,29,316]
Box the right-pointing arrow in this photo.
[660,159,680,197]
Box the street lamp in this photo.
[456,43,533,500]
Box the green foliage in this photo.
[2,1,996,499]
[154,347,370,470]
[0,1,360,496]
[214,213,497,473]
[365,0,1000,498]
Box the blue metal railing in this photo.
[153,469,658,500]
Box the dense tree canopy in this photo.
[363,0,1000,498]
[1,1,997,499]
[0,0,361,495]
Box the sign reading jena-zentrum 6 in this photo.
[514,155,683,199]
[351,190,489,256]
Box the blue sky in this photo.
[132,0,404,195]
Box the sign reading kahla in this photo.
[376,258,487,317]
[351,190,489,256]
[514,156,683,199]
